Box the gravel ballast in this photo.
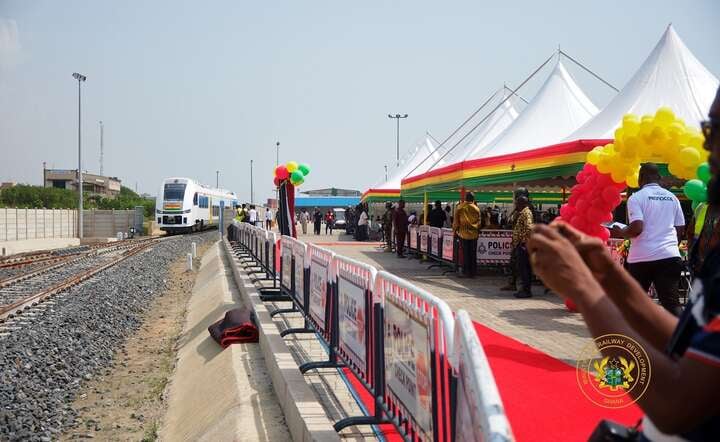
[0,232,216,441]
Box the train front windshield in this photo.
[163,183,186,201]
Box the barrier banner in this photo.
[429,227,441,257]
[477,230,513,264]
[441,228,454,262]
[281,237,293,291]
[419,225,428,253]
[258,229,265,264]
[409,225,418,250]
[453,310,513,441]
[336,256,375,376]
[268,232,278,276]
[384,296,433,440]
[308,245,333,334]
[293,240,307,305]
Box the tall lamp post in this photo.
[384,165,388,181]
[250,160,254,204]
[216,170,219,188]
[275,141,280,205]
[387,114,408,167]
[73,72,87,239]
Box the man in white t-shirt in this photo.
[248,205,258,226]
[265,208,273,230]
[612,163,686,315]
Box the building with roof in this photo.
[301,188,361,197]
[294,196,360,209]
[43,168,122,198]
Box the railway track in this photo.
[0,239,159,322]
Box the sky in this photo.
[1,1,719,202]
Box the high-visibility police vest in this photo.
[694,203,708,237]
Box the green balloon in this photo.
[298,163,310,176]
[290,169,305,185]
[697,162,711,185]
[692,200,700,211]
[684,179,707,202]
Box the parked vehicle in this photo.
[333,208,347,230]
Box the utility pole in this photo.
[99,120,104,176]
[385,165,388,181]
[387,114,408,167]
[250,159,254,204]
[216,170,219,188]
[72,72,87,239]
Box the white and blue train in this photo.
[156,177,238,233]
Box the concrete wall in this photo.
[0,208,140,241]
[82,209,137,238]
[0,208,77,241]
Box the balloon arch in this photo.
[560,106,709,242]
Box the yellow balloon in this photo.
[668,161,683,178]
[688,133,705,149]
[679,147,701,167]
[286,161,299,173]
[614,127,625,143]
[626,172,639,188]
[586,149,600,165]
[654,107,675,126]
[597,156,612,174]
[611,168,626,184]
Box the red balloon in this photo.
[275,165,289,180]
[587,207,604,223]
[596,227,610,242]
[575,198,590,213]
[273,176,281,186]
[560,204,575,219]
[600,211,613,223]
[601,186,619,204]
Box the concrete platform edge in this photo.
[222,239,340,442]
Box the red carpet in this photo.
[473,321,643,441]
[341,322,642,441]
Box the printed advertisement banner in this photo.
[476,230,512,264]
[429,227,440,257]
[281,246,293,290]
[309,259,327,330]
[409,226,418,249]
[338,274,367,372]
[419,226,428,253]
[293,248,305,303]
[384,298,433,438]
[442,229,454,262]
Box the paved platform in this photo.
[0,238,80,256]
[296,230,592,363]
[160,241,290,441]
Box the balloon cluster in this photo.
[586,107,706,187]
[274,161,311,187]
[684,162,711,209]
[560,164,624,242]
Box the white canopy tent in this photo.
[436,94,522,166]
[368,134,440,192]
[567,25,719,140]
[472,59,599,159]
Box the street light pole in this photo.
[385,165,388,181]
[216,170,219,188]
[250,160,254,204]
[99,120,104,176]
[73,72,86,239]
[387,113,408,167]
[275,141,280,204]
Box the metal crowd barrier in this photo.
[228,226,514,441]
